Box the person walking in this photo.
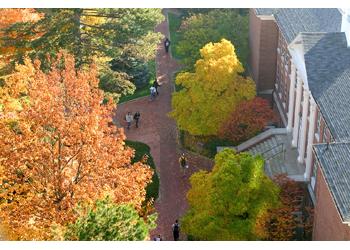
[134,111,140,128]
[125,112,133,130]
[164,37,171,54]
[150,86,156,101]
[153,78,160,95]
[179,153,188,176]
[153,234,162,241]
[172,219,180,241]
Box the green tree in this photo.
[176,9,249,70]
[1,8,164,96]
[64,197,157,241]
[181,149,280,240]
[170,39,255,136]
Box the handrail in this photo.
[233,128,287,152]
[261,143,284,160]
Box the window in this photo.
[311,160,319,191]
[315,111,321,141]
[322,126,328,143]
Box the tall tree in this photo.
[170,39,255,136]
[0,52,153,240]
[63,197,157,241]
[181,149,280,240]
[176,9,249,70]
[1,9,164,96]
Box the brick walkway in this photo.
[114,10,213,241]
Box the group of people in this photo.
[125,111,141,130]
[149,37,171,101]
[150,78,160,101]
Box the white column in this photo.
[292,77,302,147]
[304,98,317,180]
[287,64,296,133]
[297,89,310,164]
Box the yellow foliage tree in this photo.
[170,39,255,136]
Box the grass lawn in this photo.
[118,60,156,104]
[125,140,159,200]
[167,12,183,59]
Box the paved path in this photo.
[115,10,213,241]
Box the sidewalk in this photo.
[115,10,213,241]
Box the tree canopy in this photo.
[0,52,153,240]
[0,9,164,98]
[63,197,157,241]
[175,9,249,70]
[170,39,255,136]
[181,148,280,240]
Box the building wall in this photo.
[313,167,350,240]
[249,10,278,94]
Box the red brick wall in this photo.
[313,167,350,240]
[249,10,278,93]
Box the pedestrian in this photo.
[179,153,189,176]
[150,86,156,101]
[134,111,140,128]
[153,78,160,95]
[153,234,162,241]
[164,37,171,53]
[125,112,133,130]
[172,219,180,241]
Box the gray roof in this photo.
[302,32,350,140]
[274,9,342,44]
[255,8,278,16]
[314,143,350,222]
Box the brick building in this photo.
[249,9,350,240]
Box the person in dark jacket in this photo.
[164,37,171,53]
[172,219,180,241]
[133,111,140,128]
[153,78,160,95]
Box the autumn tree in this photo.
[63,196,157,241]
[176,9,249,70]
[0,9,164,97]
[170,39,256,136]
[181,149,280,240]
[263,175,314,240]
[0,52,153,240]
[219,97,276,143]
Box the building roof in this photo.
[302,32,350,140]
[255,8,278,16]
[314,142,350,223]
[274,9,342,44]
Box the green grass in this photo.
[168,12,183,59]
[118,60,156,104]
[124,140,159,200]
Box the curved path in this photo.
[115,10,213,240]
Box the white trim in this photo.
[292,77,303,147]
[305,97,317,180]
[298,89,310,163]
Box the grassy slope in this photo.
[118,60,156,104]
[167,12,183,60]
[125,140,159,200]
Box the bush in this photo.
[219,97,276,144]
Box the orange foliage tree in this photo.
[219,97,275,143]
[0,52,153,240]
[263,175,313,240]
[0,9,42,63]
